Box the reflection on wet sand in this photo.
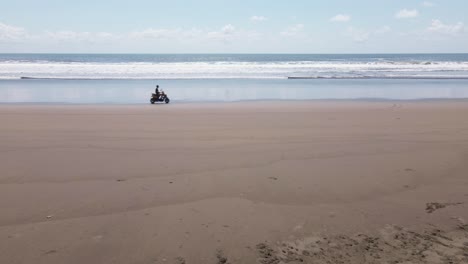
[1,79,468,103]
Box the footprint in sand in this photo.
[425,202,463,213]
[216,250,229,264]
[255,223,468,264]
[175,257,186,264]
[42,250,57,256]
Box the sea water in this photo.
[1,54,468,103]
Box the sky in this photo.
[0,0,467,53]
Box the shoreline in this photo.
[2,97,468,106]
[3,78,468,104]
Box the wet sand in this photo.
[1,101,468,264]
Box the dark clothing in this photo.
[155,87,160,98]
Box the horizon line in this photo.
[1,52,468,55]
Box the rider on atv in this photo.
[150,85,170,104]
[155,85,161,99]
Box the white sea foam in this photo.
[1,61,468,80]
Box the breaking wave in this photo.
[2,60,468,80]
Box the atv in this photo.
[150,91,170,104]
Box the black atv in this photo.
[150,91,170,104]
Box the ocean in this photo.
[1,53,468,103]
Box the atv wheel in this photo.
[150,99,155,104]
[165,98,170,104]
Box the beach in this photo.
[1,101,468,264]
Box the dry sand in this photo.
[1,101,468,264]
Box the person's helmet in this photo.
[156,85,159,88]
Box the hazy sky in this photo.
[0,0,467,53]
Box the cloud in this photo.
[330,14,351,23]
[346,27,370,42]
[130,28,180,39]
[427,19,464,35]
[280,24,304,36]
[46,31,91,41]
[221,24,235,34]
[206,24,239,42]
[0,22,27,41]
[96,32,116,39]
[375,26,392,35]
[181,28,204,39]
[46,30,117,42]
[346,26,392,42]
[130,24,239,43]
[250,16,267,22]
[422,1,435,7]
[395,9,419,19]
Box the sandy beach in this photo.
[1,101,468,264]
